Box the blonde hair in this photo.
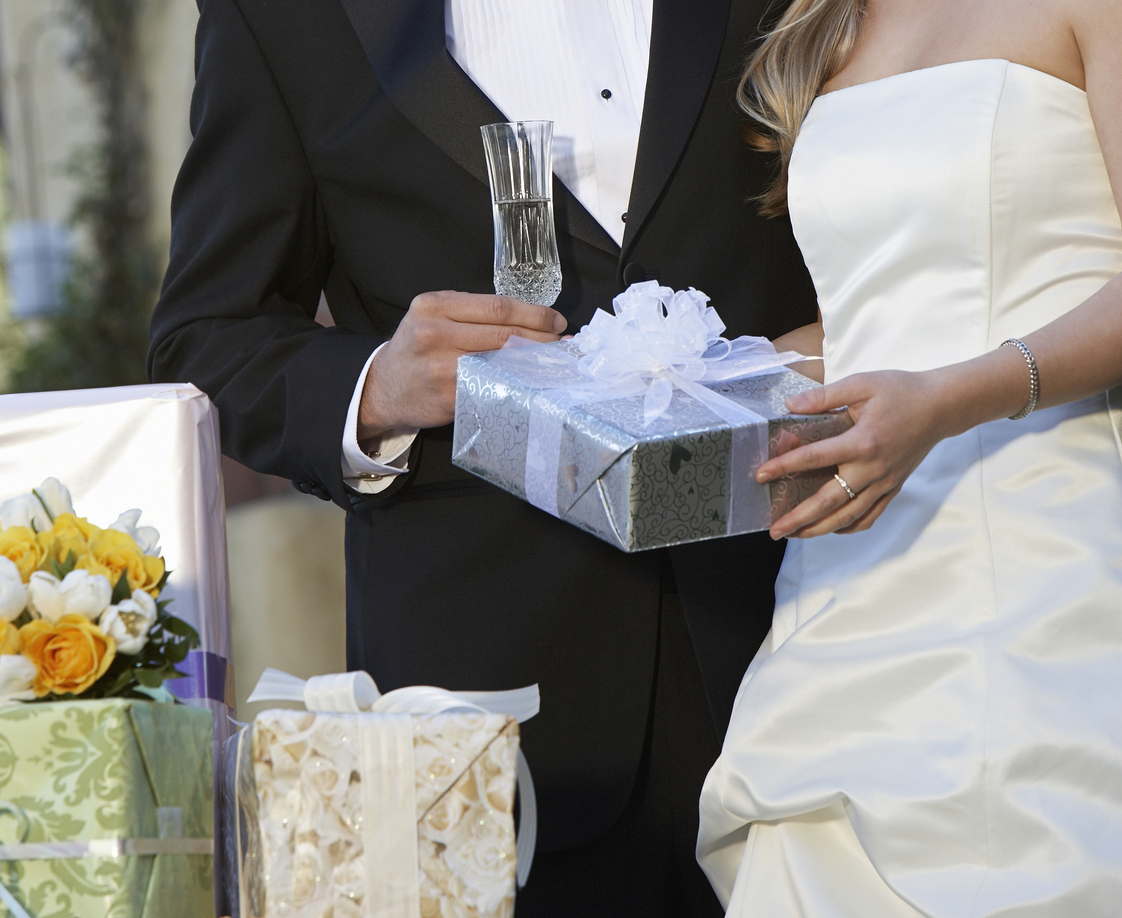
[739,0,866,216]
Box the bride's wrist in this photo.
[929,347,1038,438]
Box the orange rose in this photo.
[19,614,116,696]
[0,527,46,582]
[0,622,19,655]
[76,529,165,598]
[37,514,99,568]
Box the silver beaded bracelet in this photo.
[1000,338,1039,420]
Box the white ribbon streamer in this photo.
[362,714,420,918]
[0,883,29,918]
[246,669,540,889]
[0,838,214,859]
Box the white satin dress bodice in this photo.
[698,60,1122,917]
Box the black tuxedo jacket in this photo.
[150,0,818,851]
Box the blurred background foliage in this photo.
[6,0,157,391]
[0,0,194,391]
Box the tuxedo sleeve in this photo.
[147,0,383,510]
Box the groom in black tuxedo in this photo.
[150,0,816,913]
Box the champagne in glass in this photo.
[481,121,562,306]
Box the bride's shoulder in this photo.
[1068,0,1122,101]
[1067,0,1122,213]
[1068,0,1122,64]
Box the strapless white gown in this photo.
[698,60,1122,917]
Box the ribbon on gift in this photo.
[243,668,539,914]
[507,282,817,526]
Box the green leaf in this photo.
[110,570,131,605]
[134,668,164,688]
[93,671,133,698]
[163,616,199,645]
[166,641,189,664]
[48,550,77,581]
[154,568,171,593]
[31,489,56,525]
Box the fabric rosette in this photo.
[570,281,812,426]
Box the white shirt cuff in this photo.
[341,346,419,494]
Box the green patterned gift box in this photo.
[453,341,854,552]
[0,699,213,918]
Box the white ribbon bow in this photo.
[246,668,539,889]
[570,281,812,426]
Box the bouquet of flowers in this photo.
[0,477,199,704]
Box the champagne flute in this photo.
[480,121,562,306]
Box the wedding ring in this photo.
[834,473,857,500]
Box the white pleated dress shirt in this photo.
[343,0,653,492]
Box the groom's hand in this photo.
[358,290,566,437]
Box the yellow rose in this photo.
[0,527,46,583]
[0,622,19,655]
[19,614,116,697]
[77,529,165,598]
[37,514,100,568]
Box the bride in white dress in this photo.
[697,1,1122,915]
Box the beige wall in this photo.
[226,494,348,722]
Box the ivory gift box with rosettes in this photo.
[452,283,853,552]
[0,699,214,918]
[224,670,537,918]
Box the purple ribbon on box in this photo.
[168,650,233,709]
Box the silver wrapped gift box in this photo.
[452,340,853,552]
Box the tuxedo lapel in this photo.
[337,0,617,257]
[623,0,733,256]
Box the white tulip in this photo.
[28,570,112,624]
[100,590,158,655]
[0,479,74,534]
[0,654,37,703]
[34,478,75,520]
[60,570,113,620]
[108,509,161,557]
[0,493,51,534]
[0,558,28,623]
[27,572,64,623]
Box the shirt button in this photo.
[621,212,628,222]
[601,88,612,99]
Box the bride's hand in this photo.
[756,369,954,540]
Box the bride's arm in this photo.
[773,313,824,383]
[758,0,1122,541]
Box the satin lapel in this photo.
[337,0,618,257]
[623,0,733,256]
